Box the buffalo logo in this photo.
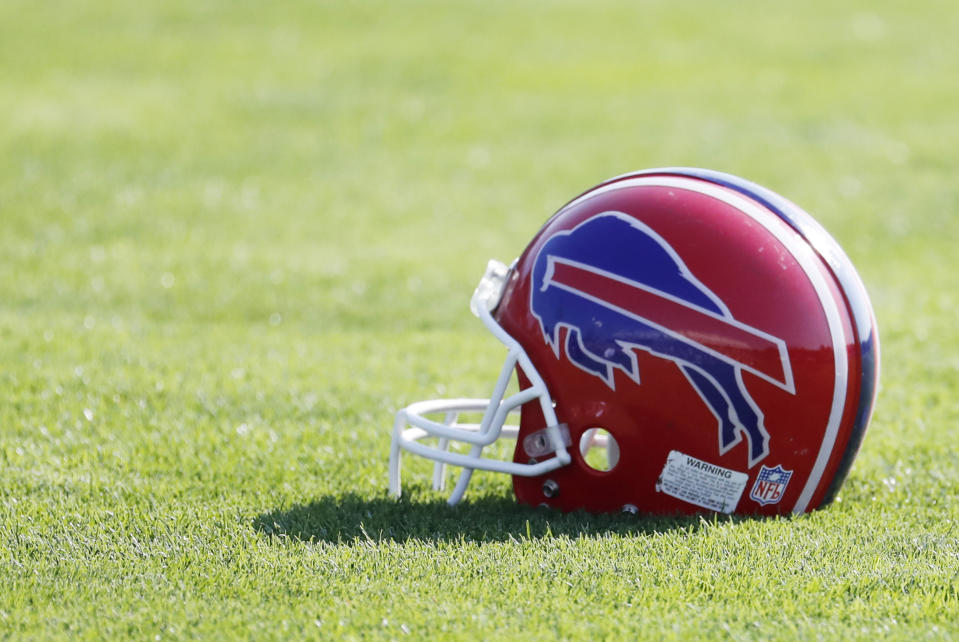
[530,212,795,467]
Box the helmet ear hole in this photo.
[578,428,620,472]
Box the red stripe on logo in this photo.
[549,260,789,386]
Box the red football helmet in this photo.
[389,168,879,515]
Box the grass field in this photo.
[2,0,958,638]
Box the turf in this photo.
[2,0,958,638]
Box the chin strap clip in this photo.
[522,423,572,459]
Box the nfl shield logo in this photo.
[749,464,793,506]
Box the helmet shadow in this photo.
[252,491,758,544]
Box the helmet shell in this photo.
[496,169,878,515]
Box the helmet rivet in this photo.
[541,479,560,499]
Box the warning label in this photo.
[655,450,748,514]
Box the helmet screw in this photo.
[541,479,560,499]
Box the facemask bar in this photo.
[389,260,573,505]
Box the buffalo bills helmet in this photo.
[389,168,879,515]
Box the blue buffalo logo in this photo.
[530,212,795,467]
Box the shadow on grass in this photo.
[253,491,741,544]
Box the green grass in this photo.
[2,0,958,638]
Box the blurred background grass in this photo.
[4,0,956,328]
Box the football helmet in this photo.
[389,168,879,515]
